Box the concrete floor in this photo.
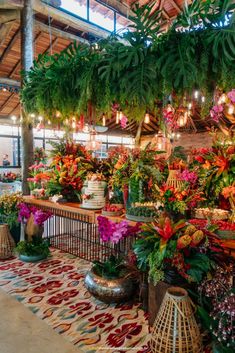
[0,289,82,353]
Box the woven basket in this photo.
[150,287,202,353]
[0,224,15,259]
[166,170,184,190]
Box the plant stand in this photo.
[0,224,15,259]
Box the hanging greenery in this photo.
[20,0,235,123]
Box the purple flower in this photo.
[181,169,198,184]
[18,203,31,223]
[33,210,52,226]
[210,104,224,122]
[227,89,235,103]
[97,216,140,244]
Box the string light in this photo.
[30,113,36,118]
[56,111,61,118]
[102,114,106,126]
[194,90,199,99]
[2,88,7,92]
[11,115,17,123]
[116,111,120,124]
[38,116,43,122]
[201,96,205,103]
[144,113,150,124]
[48,120,51,125]
[188,102,192,110]
[72,119,77,129]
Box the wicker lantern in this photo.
[150,287,203,353]
[151,131,172,159]
[0,224,15,259]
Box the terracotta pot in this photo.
[84,267,134,303]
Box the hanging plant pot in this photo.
[84,266,134,303]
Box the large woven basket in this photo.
[150,287,202,353]
[0,224,15,259]
[166,170,184,190]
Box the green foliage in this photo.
[127,206,157,218]
[15,237,50,257]
[93,255,125,279]
[21,1,235,121]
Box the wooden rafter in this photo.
[8,101,20,116]
[8,31,42,78]
[0,92,15,112]
[41,36,58,56]
[169,0,182,13]
[0,26,20,64]
[0,22,13,48]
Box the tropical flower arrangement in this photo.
[16,203,52,259]
[27,162,50,193]
[111,143,166,204]
[0,172,20,183]
[18,202,52,226]
[156,184,204,217]
[210,89,235,124]
[192,132,235,210]
[0,192,23,229]
[133,215,224,286]
[197,265,235,353]
[97,215,140,244]
[33,147,47,164]
[46,140,93,201]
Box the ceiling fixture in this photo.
[102,113,106,126]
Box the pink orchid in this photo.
[227,89,235,103]
[120,115,128,129]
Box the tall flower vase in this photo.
[150,287,202,353]
[122,184,129,208]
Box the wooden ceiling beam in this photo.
[0,26,20,64]
[0,9,20,23]
[35,20,89,44]
[8,101,20,116]
[41,36,58,55]
[32,0,110,39]
[169,0,182,13]
[8,31,42,78]
[0,77,20,87]
[0,22,13,48]
[0,0,23,9]
[0,92,15,112]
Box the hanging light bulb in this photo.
[72,120,76,129]
[227,104,234,115]
[102,114,106,126]
[218,93,226,104]
[11,115,17,123]
[30,113,36,118]
[201,96,205,103]
[56,111,61,118]
[2,87,7,92]
[188,102,192,110]
[83,123,90,133]
[116,111,120,124]
[194,90,199,99]
[176,133,181,140]
[48,120,51,125]
[144,113,150,124]
[38,116,43,122]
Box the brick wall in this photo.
[141,132,212,154]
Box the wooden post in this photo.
[135,118,144,147]
[21,0,34,195]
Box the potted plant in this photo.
[133,215,225,286]
[0,192,23,244]
[84,215,141,303]
[126,204,158,222]
[16,203,52,262]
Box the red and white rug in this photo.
[0,248,150,353]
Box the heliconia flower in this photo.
[177,234,192,249]
[191,230,205,246]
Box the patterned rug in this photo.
[0,248,150,353]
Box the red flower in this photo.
[195,156,205,163]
